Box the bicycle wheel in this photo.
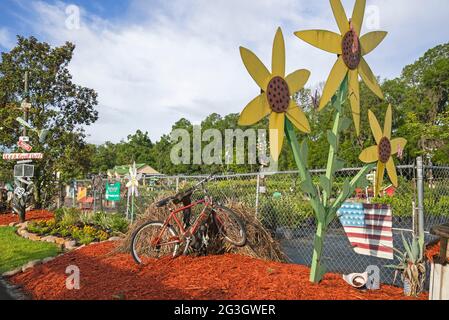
[131,221,180,264]
[212,205,247,247]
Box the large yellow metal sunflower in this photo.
[359,104,407,196]
[239,27,311,162]
[295,0,386,135]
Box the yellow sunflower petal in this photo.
[368,109,383,144]
[294,30,342,54]
[286,100,311,133]
[359,58,384,99]
[285,69,310,95]
[351,0,366,35]
[272,27,286,77]
[390,138,407,156]
[360,31,387,56]
[239,46,271,90]
[386,157,398,187]
[375,161,386,197]
[238,94,271,126]
[384,104,392,139]
[349,69,361,135]
[359,145,378,163]
[319,56,348,110]
[269,112,285,162]
[330,0,349,34]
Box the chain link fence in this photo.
[63,160,449,285]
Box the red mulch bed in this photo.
[9,242,425,300]
[0,210,54,226]
[426,241,448,263]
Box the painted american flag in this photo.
[337,202,394,260]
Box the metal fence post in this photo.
[255,173,260,218]
[175,176,179,192]
[416,157,425,238]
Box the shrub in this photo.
[26,208,129,245]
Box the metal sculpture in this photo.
[238,28,311,162]
[295,0,386,135]
[238,0,405,283]
[124,162,143,223]
[359,104,407,196]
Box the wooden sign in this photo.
[77,187,87,201]
[18,140,33,152]
[3,153,43,160]
[16,117,33,129]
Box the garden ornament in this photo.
[238,0,405,284]
[295,0,386,135]
[343,272,368,288]
[125,162,143,222]
[366,265,380,290]
[359,104,407,196]
[238,27,311,162]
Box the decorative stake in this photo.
[295,0,387,135]
[124,162,142,223]
[238,27,311,162]
[359,105,407,196]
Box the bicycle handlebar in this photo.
[155,172,219,207]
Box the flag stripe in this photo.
[344,227,393,237]
[352,242,393,253]
[348,237,393,247]
[366,220,392,228]
[354,248,393,259]
[365,214,392,221]
[346,232,393,241]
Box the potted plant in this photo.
[386,233,426,297]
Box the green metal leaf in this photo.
[339,117,352,132]
[319,176,331,196]
[300,180,315,195]
[338,75,349,102]
[355,176,370,189]
[327,131,338,149]
[310,198,325,222]
[332,158,345,173]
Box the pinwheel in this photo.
[238,27,311,162]
[359,105,407,196]
[295,0,386,135]
[124,162,143,222]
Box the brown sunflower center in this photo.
[341,30,361,70]
[266,76,290,113]
[378,137,392,164]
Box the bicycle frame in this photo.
[152,197,214,248]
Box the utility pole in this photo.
[13,71,33,222]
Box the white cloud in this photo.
[21,0,449,144]
[0,28,14,49]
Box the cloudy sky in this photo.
[0,0,448,144]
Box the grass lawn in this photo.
[0,227,61,274]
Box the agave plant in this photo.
[386,233,426,297]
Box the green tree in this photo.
[0,36,98,208]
